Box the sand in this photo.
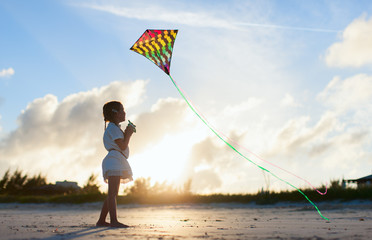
[0,201,371,239]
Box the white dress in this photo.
[102,122,133,183]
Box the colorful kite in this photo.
[130,29,329,221]
[130,29,177,75]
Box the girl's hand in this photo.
[116,125,135,151]
[124,125,135,135]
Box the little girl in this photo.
[96,101,135,228]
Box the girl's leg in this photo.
[96,198,110,226]
[107,176,119,223]
[107,176,128,228]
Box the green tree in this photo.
[0,170,10,194]
[82,174,101,194]
[5,170,27,195]
[182,179,192,195]
[124,177,151,199]
[24,174,47,189]
[329,179,342,189]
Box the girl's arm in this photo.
[114,125,134,151]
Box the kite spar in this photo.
[130,29,329,221]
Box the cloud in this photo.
[325,15,372,68]
[235,22,340,33]
[280,93,301,108]
[0,79,201,189]
[192,169,222,192]
[0,68,15,78]
[129,97,190,153]
[182,132,253,193]
[266,111,340,159]
[0,97,2,133]
[264,74,372,177]
[79,3,341,33]
[317,74,372,113]
[0,80,147,184]
[183,137,225,193]
[266,74,372,157]
[223,97,263,117]
[81,3,237,29]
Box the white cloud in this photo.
[0,80,147,185]
[262,74,372,186]
[181,132,260,194]
[280,93,301,108]
[223,97,263,116]
[317,74,372,113]
[129,97,190,153]
[325,15,372,68]
[0,68,15,78]
[266,111,341,159]
[81,4,237,29]
[79,3,341,33]
[183,136,229,193]
[0,79,205,189]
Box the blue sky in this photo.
[1,0,372,194]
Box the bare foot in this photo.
[110,221,129,228]
[96,221,110,227]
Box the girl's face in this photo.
[114,105,126,123]
[118,105,126,122]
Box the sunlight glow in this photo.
[130,128,206,186]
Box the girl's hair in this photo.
[103,101,123,129]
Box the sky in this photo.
[1,0,372,194]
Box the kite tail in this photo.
[168,74,329,221]
[171,78,327,196]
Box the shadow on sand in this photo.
[39,226,110,240]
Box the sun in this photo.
[130,130,206,186]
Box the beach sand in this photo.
[0,202,371,239]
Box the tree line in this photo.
[0,169,371,204]
[0,169,100,195]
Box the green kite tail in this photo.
[168,74,329,221]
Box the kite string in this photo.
[168,74,329,221]
[170,77,327,195]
